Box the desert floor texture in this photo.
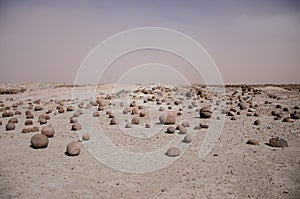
[0,82,299,199]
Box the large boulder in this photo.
[41,126,55,138]
[166,147,181,157]
[66,141,81,156]
[159,114,176,125]
[268,137,288,147]
[31,134,49,148]
[131,117,140,125]
[6,123,15,131]
[199,106,212,118]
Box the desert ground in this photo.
[0,82,299,198]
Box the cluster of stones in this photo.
[1,84,298,160]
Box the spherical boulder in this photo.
[139,111,146,117]
[34,106,43,111]
[66,141,81,156]
[181,122,190,127]
[70,117,77,123]
[166,147,180,157]
[166,126,176,134]
[131,117,140,125]
[93,111,100,117]
[58,107,65,113]
[183,134,193,143]
[8,117,18,124]
[110,118,119,125]
[26,113,34,119]
[107,111,114,118]
[271,110,278,116]
[98,105,105,111]
[71,123,82,131]
[253,120,260,125]
[125,123,132,128]
[31,134,49,149]
[82,133,90,141]
[199,106,212,118]
[159,114,176,125]
[131,108,138,115]
[179,126,188,134]
[238,102,248,110]
[41,126,55,138]
[73,110,81,117]
[159,106,165,111]
[67,106,74,111]
[6,123,15,131]
[39,117,47,125]
[2,112,14,117]
[15,111,21,115]
[123,108,129,114]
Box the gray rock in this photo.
[166,147,180,157]
[183,134,193,143]
[166,126,176,134]
[268,137,288,147]
[82,133,90,141]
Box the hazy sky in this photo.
[0,0,300,84]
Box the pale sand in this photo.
[0,83,299,198]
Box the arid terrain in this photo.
[0,82,299,198]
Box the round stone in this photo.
[8,117,18,123]
[71,123,82,130]
[166,126,176,134]
[66,141,81,156]
[110,118,119,125]
[269,137,288,147]
[166,147,180,157]
[41,126,55,137]
[82,133,90,141]
[93,111,100,117]
[39,117,47,125]
[67,106,74,111]
[254,120,260,125]
[199,106,212,118]
[181,122,190,127]
[125,123,132,128]
[70,117,77,123]
[6,123,15,131]
[159,114,176,125]
[131,117,140,125]
[183,134,193,143]
[31,134,49,148]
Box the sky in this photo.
[0,0,300,85]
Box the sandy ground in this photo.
[0,83,299,199]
